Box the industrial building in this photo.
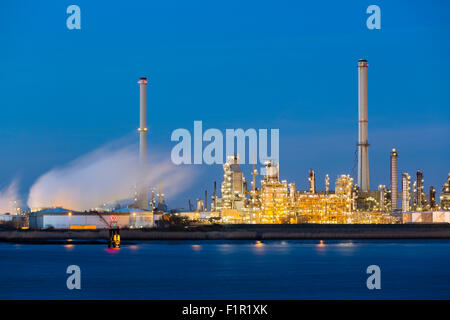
[28,207,154,229]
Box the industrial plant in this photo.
[11,77,157,230]
[180,59,450,225]
[1,59,449,229]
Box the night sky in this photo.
[1,0,449,208]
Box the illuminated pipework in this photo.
[378,185,386,212]
[219,155,246,211]
[309,169,316,194]
[429,186,436,210]
[413,170,425,211]
[289,183,296,203]
[259,161,289,223]
[441,174,450,210]
[215,160,398,224]
[402,173,411,212]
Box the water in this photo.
[0,240,449,299]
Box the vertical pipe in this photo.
[308,169,315,194]
[137,77,148,210]
[358,59,370,191]
[416,170,423,210]
[390,149,398,211]
[213,181,217,211]
[429,186,436,209]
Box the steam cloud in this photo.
[0,180,19,214]
[27,142,194,211]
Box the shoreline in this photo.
[1,224,450,242]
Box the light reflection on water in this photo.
[104,248,120,254]
[1,240,449,299]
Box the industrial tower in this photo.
[357,59,370,191]
[137,77,149,210]
[390,149,398,211]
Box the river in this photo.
[0,240,449,299]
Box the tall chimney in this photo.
[358,59,370,191]
[390,149,398,211]
[137,77,148,210]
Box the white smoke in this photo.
[0,179,19,214]
[27,142,194,211]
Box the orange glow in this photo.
[69,225,96,230]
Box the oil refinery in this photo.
[182,59,450,225]
[1,59,449,229]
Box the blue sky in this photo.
[1,0,449,208]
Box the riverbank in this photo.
[1,224,450,242]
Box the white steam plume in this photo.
[27,142,194,211]
[0,179,19,214]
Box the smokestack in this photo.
[137,77,148,210]
[390,149,398,211]
[358,59,370,191]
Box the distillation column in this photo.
[402,173,410,212]
[390,149,398,211]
